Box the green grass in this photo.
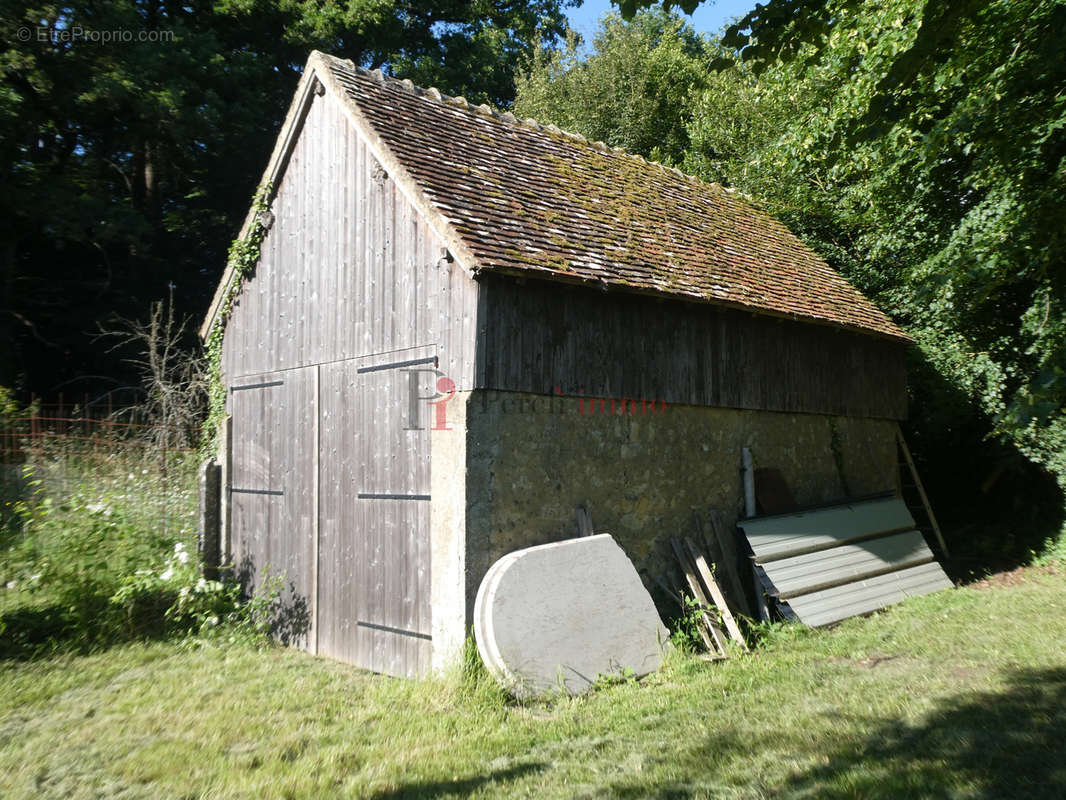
[2,568,1065,799]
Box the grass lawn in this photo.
[2,567,1065,799]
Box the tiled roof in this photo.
[318,53,908,341]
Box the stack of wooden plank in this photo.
[666,513,749,657]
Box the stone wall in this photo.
[456,389,898,624]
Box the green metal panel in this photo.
[783,562,954,627]
[766,530,934,599]
[739,497,915,562]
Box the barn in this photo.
[201,51,911,678]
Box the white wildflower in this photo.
[208,616,219,627]
[5,580,16,590]
[160,568,174,581]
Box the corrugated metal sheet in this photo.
[738,497,952,627]
[783,563,954,627]
[767,530,935,599]
[742,496,914,562]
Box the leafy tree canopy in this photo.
[515,9,713,165]
[723,0,1066,484]
[0,0,575,395]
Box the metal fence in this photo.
[0,396,200,541]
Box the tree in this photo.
[515,9,714,166]
[714,1,1066,489]
[0,0,576,397]
[517,2,1066,550]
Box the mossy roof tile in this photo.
[320,53,907,342]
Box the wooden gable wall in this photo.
[219,88,480,677]
[220,90,480,386]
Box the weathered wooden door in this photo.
[316,348,435,677]
[228,350,434,677]
[229,367,317,650]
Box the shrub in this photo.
[110,543,281,646]
[0,429,277,655]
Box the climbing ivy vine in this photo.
[200,184,273,460]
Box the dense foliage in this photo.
[519,2,1066,546]
[721,0,1066,486]
[0,0,575,396]
[515,10,713,165]
[0,439,284,656]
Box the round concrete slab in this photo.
[474,534,670,697]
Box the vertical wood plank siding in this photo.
[475,275,907,420]
[220,93,479,385]
[222,92,475,677]
[229,367,316,649]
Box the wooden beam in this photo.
[896,425,950,558]
[671,538,728,656]
[707,510,753,619]
[686,539,748,650]
[198,459,221,581]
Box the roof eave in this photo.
[480,265,913,344]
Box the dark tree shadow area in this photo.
[904,348,1064,582]
[272,580,311,646]
[367,762,545,799]
[0,589,178,660]
[588,667,1066,799]
[784,667,1066,798]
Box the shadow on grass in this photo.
[0,590,177,660]
[783,666,1066,798]
[0,601,89,659]
[368,762,546,799]
[586,666,1066,799]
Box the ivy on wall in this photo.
[200,183,273,460]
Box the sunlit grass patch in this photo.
[2,569,1065,798]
